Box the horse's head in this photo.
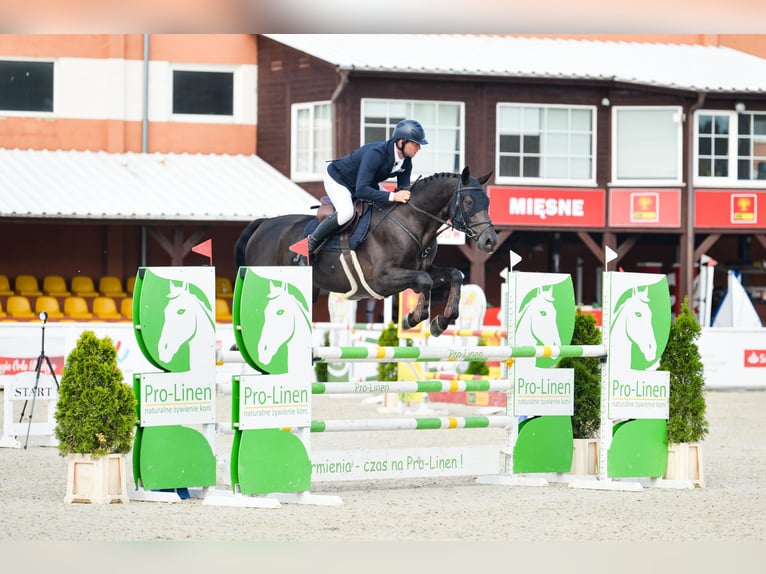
[618,286,657,362]
[451,167,499,253]
[158,281,197,363]
[518,285,560,346]
[257,280,310,365]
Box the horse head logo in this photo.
[611,285,656,365]
[158,281,214,368]
[516,285,560,347]
[257,280,311,365]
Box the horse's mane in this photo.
[410,172,458,190]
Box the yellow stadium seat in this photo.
[14,274,42,296]
[216,277,234,299]
[71,275,99,297]
[64,296,93,320]
[0,274,14,296]
[42,274,71,296]
[35,295,65,320]
[0,299,7,319]
[93,296,122,320]
[6,295,37,319]
[120,297,133,321]
[215,298,233,322]
[98,275,127,297]
[126,276,136,295]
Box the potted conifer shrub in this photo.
[559,308,602,475]
[55,330,137,504]
[658,297,708,487]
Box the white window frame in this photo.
[694,109,766,187]
[495,103,597,187]
[0,57,55,117]
[290,100,332,182]
[360,98,465,180]
[611,106,684,187]
[169,63,240,124]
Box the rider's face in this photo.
[403,140,421,158]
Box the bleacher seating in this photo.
[71,275,99,298]
[42,275,72,297]
[64,296,93,320]
[216,277,234,299]
[35,295,66,320]
[216,298,233,322]
[6,295,37,319]
[93,296,123,320]
[126,276,136,295]
[120,297,133,321]
[14,275,42,297]
[98,276,127,298]
[0,274,14,296]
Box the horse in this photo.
[257,280,311,365]
[515,285,560,347]
[157,281,215,372]
[610,285,657,367]
[234,167,499,337]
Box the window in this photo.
[696,111,766,184]
[0,60,53,113]
[496,104,595,185]
[613,107,682,184]
[291,101,332,181]
[361,99,464,177]
[172,70,233,116]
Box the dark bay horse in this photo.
[234,167,499,336]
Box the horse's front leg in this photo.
[428,267,464,337]
[401,290,429,331]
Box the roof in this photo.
[0,149,318,222]
[264,34,766,94]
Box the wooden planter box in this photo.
[570,438,599,475]
[664,443,705,488]
[65,453,129,504]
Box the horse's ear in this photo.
[478,171,493,185]
[461,166,471,184]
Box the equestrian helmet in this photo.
[392,119,429,145]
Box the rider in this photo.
[299,118,428,264]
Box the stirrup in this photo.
[294,253,309,266]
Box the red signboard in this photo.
[743,349,766,368]
[695,190,766,228]
[609,189,681,228]
[487,187,605,227]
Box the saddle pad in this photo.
[303,204,374,252]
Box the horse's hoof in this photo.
[430,318,446,337]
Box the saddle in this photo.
[304,197,373,252]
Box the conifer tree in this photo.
[659,297,709,443]
[559,308,602,438]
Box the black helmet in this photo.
[392,119,428,145]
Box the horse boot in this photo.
[301,211,341,265]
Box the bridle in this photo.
[405,176,495,245]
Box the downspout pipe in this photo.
[141,33,150,266]
[683,91,706,313]
[142,33,150,153]
[330,69,350,158]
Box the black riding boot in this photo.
[297,212,342,265]
[309,212,341,255]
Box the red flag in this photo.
[289,238,310,263]
[192,239,213,265]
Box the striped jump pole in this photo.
[309,415,514,433]
[311,379,513,395]
[313,344,607,363]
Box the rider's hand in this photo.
[393,189,411,203]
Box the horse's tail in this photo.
[234,218,266,268]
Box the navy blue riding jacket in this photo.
[327,139,412,203]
